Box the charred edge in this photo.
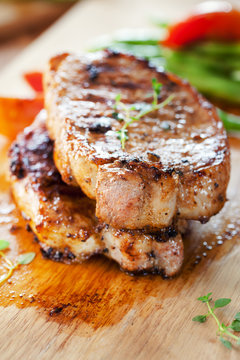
[121,266,169,279]
[26,223,32,232]
[41,246,76,262]
[118,161,168,181]
[147,152,160,163]
[118,226,178,241]
[9,130,63,187]
[199,216,210,224]
[33,234,39,243]
[154,226,178,242]
[9,144,25,179]
[166,168,184,176]
[151,166,162,181]
[10,162,25,179]
[9,129,67,190]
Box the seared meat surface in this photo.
[8,112,185,276]
[44,50,230,230]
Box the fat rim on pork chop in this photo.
[8,111,186,277]
[44,50,230,230]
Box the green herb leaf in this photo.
[193,292,240,348]
[235,312,240,321]
[113,94,122,110]
[221,323,228,330]
[0,240,10,251]
[115,93,121,102]
[152,78,162,96]
[192,315,207,323]
[197,292,212,303]
[230,320,240,332]
[129,105,137,111]
[116,129,129,149]
[112,112,120,120]
[18,252,36,265]
[113,78,172,149]
[115,93,121,103]
[214,298,231,308]
[220,337,232,349]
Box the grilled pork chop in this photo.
[44,50,230,230]
[8,111,185,276]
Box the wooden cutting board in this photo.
[0,1,240,359]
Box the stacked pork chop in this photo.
[9,50,230,277]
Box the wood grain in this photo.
[0,1,240,359]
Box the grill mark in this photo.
[75,117,112,134]
[86,64,99,81]
[110,80,144,90]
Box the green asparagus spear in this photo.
[193,41,240,57]
[218,109,240,132]
[165,52,240,104]
[164,48,240,72]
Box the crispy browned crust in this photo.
[44,50,230,229]
[8,113,185,276]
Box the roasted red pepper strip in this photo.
[0,97,43,140]
[23,72,43,93]
[162,1,240,48]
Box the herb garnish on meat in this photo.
[113,78,174,149]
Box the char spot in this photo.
[86,64,99,81]
[147,152,160,162]
[154,226,178,242]
[199,216,210,224]
[10,159,25,179]
[165,227,178,238]
[175,169,184,176]
[218,194,224,202]
[148,251,156,259]
[33,234,39,243]
[66,250,76,260]
[41,247,54,259]
[88,119,112,134]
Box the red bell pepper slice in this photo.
[0,97,43,140]
[162,1,240,48]
[23,72,43,93]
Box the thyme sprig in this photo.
[0,240,35,286]
[192,292,240,349]
[113,78,174,149]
